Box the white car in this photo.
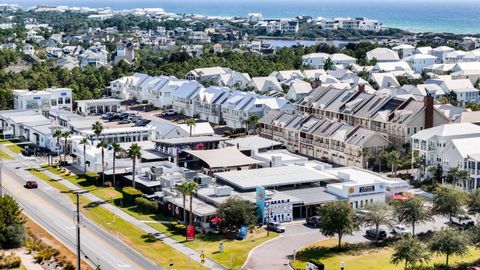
[451,215,475,227]
[393,224,411,235]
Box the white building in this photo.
[286,79,313,101]
[302,53,356,69]
[411,123,480,177]
[403,54,437,73]
[441,138,480,190]
[366,48,400,63]
[13,87,73,111]
[76,99,122,116]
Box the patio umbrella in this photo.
[211,217,222,223]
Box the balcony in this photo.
[300,138,312,145]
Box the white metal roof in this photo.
[411,123,480,140]
[184,146,263,168]
[214,165,333,190]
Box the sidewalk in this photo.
[40,167,225,270]
[15,249,43,270]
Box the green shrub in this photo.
[0,252,21,269]
[84,172,99,182]
[122,187,143,205]
[134,197,158,214]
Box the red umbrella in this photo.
[211,217,222,223]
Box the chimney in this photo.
[310,78,322,89]
[424,94,434,129]
[358,84,365,93]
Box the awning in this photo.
[183,146,263,168]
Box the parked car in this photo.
[306,216,321,227]
[451,215,475,227]
[393,224,411,235]
[366,228,387,240]
[266,222,285,233]
[118,119,131,124]
[24,180,38,189]
[354,209,370,221]
[101,112,115,120]
[162,109,177,116]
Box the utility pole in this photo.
[76,192,81,270]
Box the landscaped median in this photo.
[41,165,278,269]
[290,239,480,270]
[0,149,13,159]
[28,168,203,270]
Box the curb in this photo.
[240,234,282,269]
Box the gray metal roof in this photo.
[281,186,343,206]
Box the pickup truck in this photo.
[451,215,475,227]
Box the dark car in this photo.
[366,228,387,240]
[24,180,38,189]
[266,222,285,233]
[306,216,321,227]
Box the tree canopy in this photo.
[317,201,355,248]
[217,196,257,231]
[0,196,26,249]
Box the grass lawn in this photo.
[0,149,13,159]
[290,239,480,270]
[44,165,278,269]
[6,144,24,154]
[12,266,27,270]
[29,169,203,270]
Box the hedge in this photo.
[122,187,143,205]
[84,172,99,182]
[134,197,158,214]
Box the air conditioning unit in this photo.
[214,186,233,197]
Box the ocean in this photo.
[8,0,480,34]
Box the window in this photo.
[51,99,57,106]
[58,98,63,104]
[65,97,71,104]
[407,127,410,135]
[413,127,417,134]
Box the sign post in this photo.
[186,224,195,241]
[200,250,205,265]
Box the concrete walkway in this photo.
[15,249,43,270]
[39,167,224,270]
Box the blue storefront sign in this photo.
[33,96,41,100]
[61,92,67,96]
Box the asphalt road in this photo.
[243,215,453,270]
[2,159,161,270]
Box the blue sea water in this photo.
[7,0,480,34]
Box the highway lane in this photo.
[2,160,161,270]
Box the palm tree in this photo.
[246,115,259,135]
[458,169,470,189]
[91,121,104,142]
[176,182,189,224]
[79,137,89,174]
[97,140,108,186]
[128,143,142,189]
[361,148,370,169]
[186,118,196,137]
[386,150,401,176]
[109,142,121,187]
[61,131,71,164]
[186,181,199,225]
[53,129,62,162]
[447,167,460,185]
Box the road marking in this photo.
[117,264,131,268]
[65,226,76,230]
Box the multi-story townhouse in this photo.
[221,92,294,129]
[195,86,232,124]
[295,85,451,145]
[171,81,204,116]
[259,110,390,167]
[108,72,150,100]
